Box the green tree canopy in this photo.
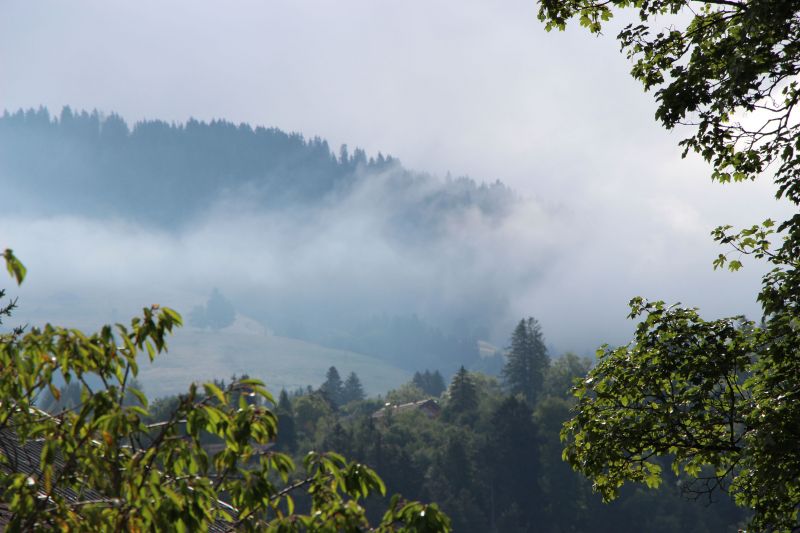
[483,396,541,532]
[277,388,293,414]
[342,371,366,404]
[320,366,344,408]
[445,366,479,418]
[536,0,800,529]
[412,370,446,397]
[543,352,593,400]
[385,382,427,406]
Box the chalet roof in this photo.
[0,427,108,531]
[371,398,441,419]
[0,424,235,531]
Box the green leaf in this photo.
[3,249,26,285]
[203,382,227,405]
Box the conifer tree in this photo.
[430,370,446,397]
[412,369,447,397]
[412,371,424,390]
[484,396,540,527]
[342,371,365,404]
[320,366,344,407]
[277,388,293,414]
[276,389,297,452]
[502,317,549,404]
[446,366,478,415]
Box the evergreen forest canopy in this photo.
[0,107,514,229]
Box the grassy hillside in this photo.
[138,318,410,399]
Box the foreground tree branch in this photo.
[537,0,800,530]
[0,253,451,532]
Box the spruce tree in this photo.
[275,389,297,452]
[447,366,478,415]
[412,371,425,391]
[412,369,447,397]
[502,317,549,405]
[320,366,344,407]
[429,370,446,397]
[342,371,365,404]
[277,388,293,414]
[484,396,540,528]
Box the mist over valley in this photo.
[1,107,561,394]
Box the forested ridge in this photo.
[0,107,515,229]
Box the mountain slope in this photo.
[139,318,410,398]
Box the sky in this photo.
[0,0,792,354]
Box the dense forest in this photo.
[39,318,748,532]
[273,322,748,532]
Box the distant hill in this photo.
[0,106,516,231]
[1,106,526,374]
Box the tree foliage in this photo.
[385,383,428,406]
[537,0,800,529]
[292,356,746,532]
[342,371,366,405]
[563,300,754,496]
[445,366,479,418]
[320,366,344,408]
[412,370,446,397]
[502,317,550,404]
[0,254,450,532]
[543,352,593,400]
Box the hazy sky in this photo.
[0,0,792,352]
